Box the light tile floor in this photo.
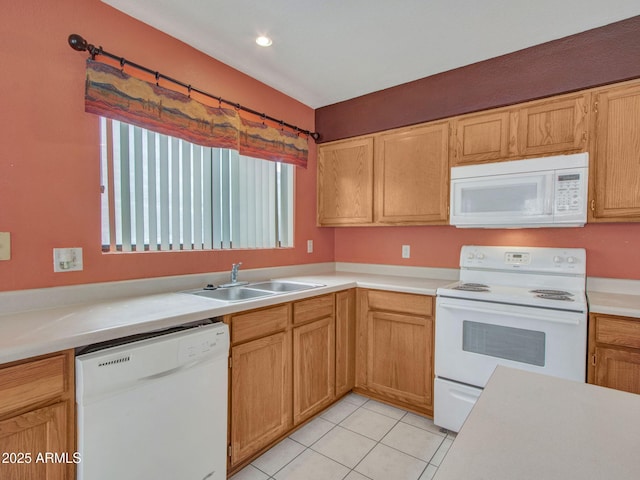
[230,393,456,480]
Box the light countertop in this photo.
[2,264,639,365]
[0,271,453,364]
[435,366,640,480]
[587,290,640,319]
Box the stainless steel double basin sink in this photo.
[185,280,324,303]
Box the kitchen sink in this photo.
[190,287,274,302]
[249,281,323,292]
[184,280,324,303]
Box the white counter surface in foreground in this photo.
[0,271,452,364]
[435,366,640,480]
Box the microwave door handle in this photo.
[438,302,580,325]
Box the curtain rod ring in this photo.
[187,85,192,97]
[155,72,160,86]
[120,57,126,71]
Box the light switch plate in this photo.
[53,247,83,272]
[0,232,10,261]
[307,240,313,253]
[402,245,411,259]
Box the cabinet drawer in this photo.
[231,305,290,344]
[0,355,66,418]
[595,315,640,349]
[293,294,335,325]
[367,290,433,316]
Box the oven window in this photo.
[462,321,546,367]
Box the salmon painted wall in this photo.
[334,223,640,280]
[0,0,333,292]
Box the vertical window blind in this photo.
[100,118,294,252]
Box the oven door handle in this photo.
[438,302,581,325]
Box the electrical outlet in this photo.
[307,240,314,253]
[402,245,411,259]
[53,247,83,272]
[0,232,10,261]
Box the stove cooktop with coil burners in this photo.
[437,246,587,312]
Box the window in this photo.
[100,118,294,252]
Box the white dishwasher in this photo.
[76,320,229,480]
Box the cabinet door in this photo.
[317,137,374,225]
[0,402,68,480]
[594,346,640,395]
[590,81,640,221]
[374,123,449,224]
[293,317,335,424]
[451,111,510,165]
[230,332,292,466]
[366,311,433,409]
[515,94,589,156]
[335,289,356,397]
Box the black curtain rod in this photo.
[68,34,320,141]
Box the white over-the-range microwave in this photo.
[450,152,589,228]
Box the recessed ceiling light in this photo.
[256,36,273,47]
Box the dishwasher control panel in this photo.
[178,333,219,362]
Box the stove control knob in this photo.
[553,256,563,263]
[476,253,485,260]
[567,256,576,264]
[467,253,475,260]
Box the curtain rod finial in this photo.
[68,34,88,52]
[311,132,320,141]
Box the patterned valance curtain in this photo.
[85,59,308,167]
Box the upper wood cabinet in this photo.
[451,93,589,166]
[374,123,449,224]
[589,80,640,221]
[451,111,511,165]
[317,137,374,225]
[317,122,450,227]
[0,350,76,480]
[588,313,640,395]
[514,94,589,156]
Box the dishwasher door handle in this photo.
[139,357,212,382]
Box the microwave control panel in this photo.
[554,172,584,213]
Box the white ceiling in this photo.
[102,0,640,108]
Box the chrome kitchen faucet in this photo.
[231,262,242,283]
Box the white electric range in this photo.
[434,245,588,432]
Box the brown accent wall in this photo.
[315,15,640,143]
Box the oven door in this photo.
[435,297,586,388]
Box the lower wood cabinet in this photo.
[230,331,292,465]
[227,292,355,472]
[335,289,356,397]
[588,313,640,395]
[0,350,76,480]
[356,289,435,416]
[293,316,335,424]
